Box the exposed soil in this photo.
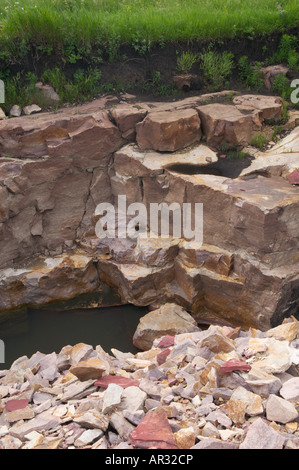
[4,27,298,100]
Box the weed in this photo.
[272,74,291,100]
[132,33,151,56]
[199,50,234,90]
[251,133,268,149]
[176,51,199,74]
[41,67,102,103]
[238,56,264,91]
[142,71,178,97]
[106,34,121,62]
[269,34,299,70]
[271,124,283,142]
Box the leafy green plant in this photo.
[271,124,283,143]
[251,133,268,149]
[142,71,178,97]
[41,67,102,103]
[272,74,291,100]
[106,34,121,62]
[131,34,152,56]
[176,51,199,74]
[199,50,234,90]
[0,71,32,112]
[269,34,299,70]
[238,56,264,91]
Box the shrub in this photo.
[251,133,268,149]
[176,51,199,74]
[269,34,299,70]
[199,50,234,90]
[238,56,264,91]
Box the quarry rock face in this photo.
[0,93,298,331]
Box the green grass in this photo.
[0,0,298,59]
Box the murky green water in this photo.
[0,302,147,369]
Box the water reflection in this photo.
[0,303,147,368]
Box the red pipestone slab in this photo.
[94,375,140,389]
[156,335,175,348]
[130,408,178,449]
[157,348,171,365]
[220,358,251,373]
[289,169,299,185]
[5,399,30,412]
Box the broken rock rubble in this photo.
[1,317,299,449]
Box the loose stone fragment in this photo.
[73,411,109,431]
[174,427,195,449]
[70,359,106,381]
[239,417,285,449]
[102,383,123,414]
[192,438,239,449]
[95,375,140,389]
[220,359,251,373]
[280,377,299,402]
[130,408,178,449]
[266,394,298,424]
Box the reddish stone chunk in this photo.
[157,348,171,365]
[130,408,178,449]
[220,358,251,373]
[289,169,299,185]
[156,335,175,349]
[94,375,140,389]
[5,399,30,412]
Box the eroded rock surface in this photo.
[0,92,298,331]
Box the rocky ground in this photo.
[1,304,299,450]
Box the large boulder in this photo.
[196,103,262,147]
[136,109,201,151]
[233,94,283,121]
[132,303,199,350]
[110,105,148,140]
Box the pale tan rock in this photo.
[0,107,7,120]
[221,398,247,425]
[266,318,299,342]
[23,104,42,115]
[285,422,298,433]
[73,410,109,430]
[70,358,106,381]
[248,337,292,374]
[5,406,35,423]
[174,426,196,449]
[266,394,298,424]
[132,303,199,350]
[69,343,95,365]
[200,328,235,353]
[231,386,263,416]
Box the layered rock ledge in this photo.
[0,91,298,330]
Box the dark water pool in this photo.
[165,153,254,179]
[0,303,147,369]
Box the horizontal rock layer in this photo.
[0,92,298,329]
